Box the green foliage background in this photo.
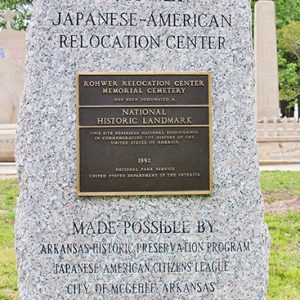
[0,0,300,102]
[0,0,32,31]
[252,0,300,102]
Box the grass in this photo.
[0,180,19,300]
[266,212,300,300]
[261,171,300,203]
[0,172,299,300]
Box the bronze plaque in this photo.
[77,72,212,196]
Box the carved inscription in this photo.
[40,219,252,297]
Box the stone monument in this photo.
[255,0,280,120]
[0,11,25,161]
[16,1,270,299]
[0,11,26,124]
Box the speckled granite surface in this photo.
[15,0,270,299]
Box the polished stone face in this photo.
[15,0,270,299]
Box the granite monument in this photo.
[16,0,270,299]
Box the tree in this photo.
[0,0,32,30]
[278,53,300,100]
[277,22,300,101]
[278,21,300,61]
[252,0,300,102]
[272,0,300,29]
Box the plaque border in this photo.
[76,72,213,196]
